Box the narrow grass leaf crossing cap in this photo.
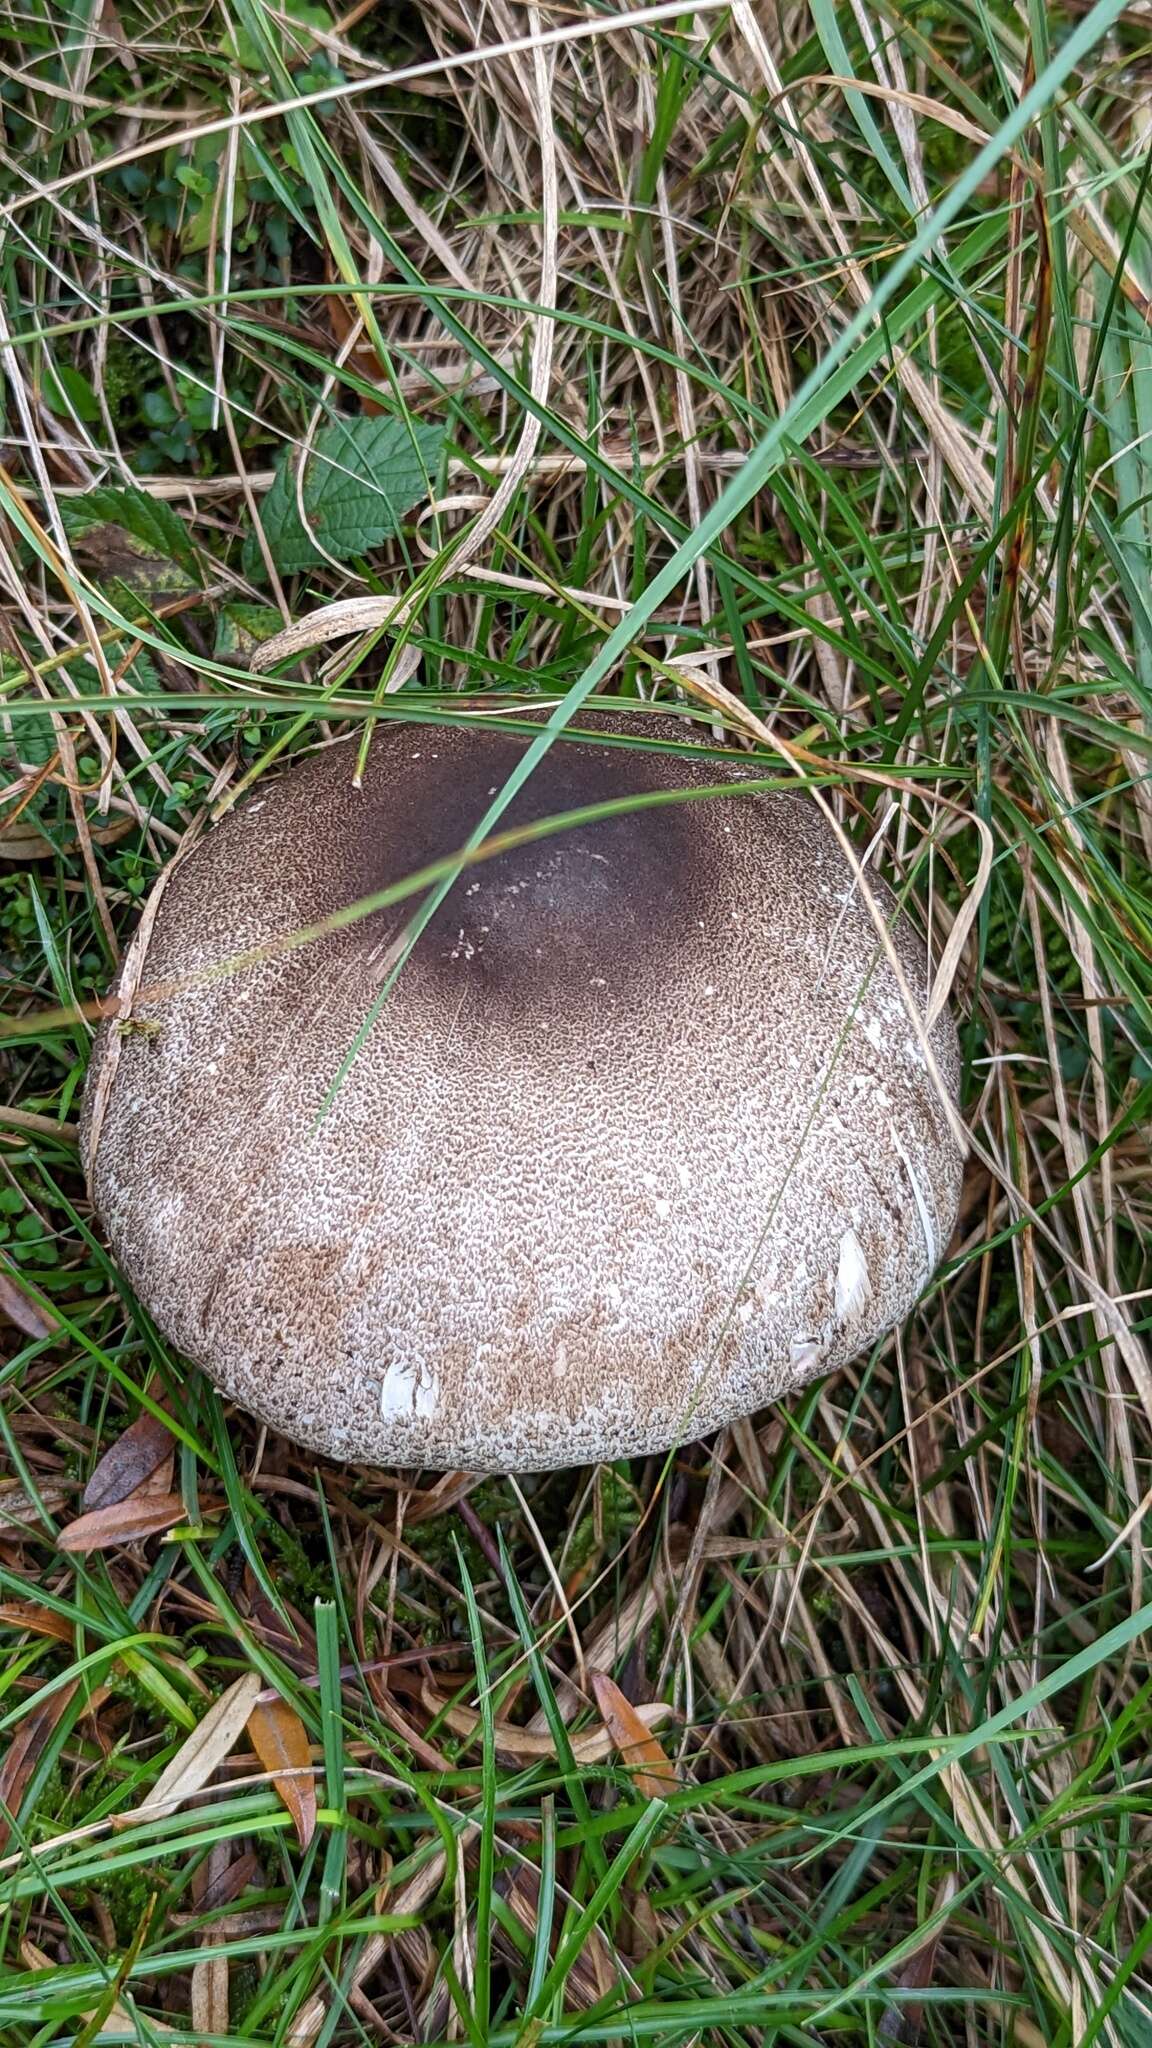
[82,712,963,1472]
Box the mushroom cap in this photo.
[82,711,963,1472]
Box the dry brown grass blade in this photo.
[589,1672,677,1798]
[364,1672,456,1774]
[802,1420,1079,2010]
[11,0,729,219]
[0,1107,78,1140]
[260,0,558,696]
[246,1692,317,1849]
[794,75,988,147]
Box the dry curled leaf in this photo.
[0,817,134,862]
[0,1479,68,1537]
[247,1692,317,1849]
[0,823,57,861]
[421,1680,672,1765]
[130,1672,263,1822]
[81,1408,176,1512]
[0,1683,77,1853]
[590,1671,677,1799]
[57,1492,187,1554]
[246,594,412,673]
[0,1263,57,1340]
[0,1601,73,1645]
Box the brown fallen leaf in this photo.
[191,1843,232,2042]
[0,817,134,862]
[129,1672,263,1823]
[0,1263,57,1340]
[0,1682,77,1853]
[247,1692,317,1849]
[195,1848,262,1914]
[0,1479,68,1539]
[590,1672,677,1799]
[0,824,57,861]
[81,1407,176,1512]
[141,1452,176,1499]
[421,1680,673,1766]
[57,1493,188,1553]
[240,1565,317,1676]
[626,1889,662,1959]
[191,1931,229,2036]
[0,1601,73,1646]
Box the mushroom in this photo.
[81,710,963,1472]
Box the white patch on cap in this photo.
[379,1357,439,1420]
[834,1227,872,1324]
[790,1336,825,1372]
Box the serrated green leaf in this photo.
[245,414,444,579]
[62,486,198,578]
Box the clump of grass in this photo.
[2,0,1152,2042]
